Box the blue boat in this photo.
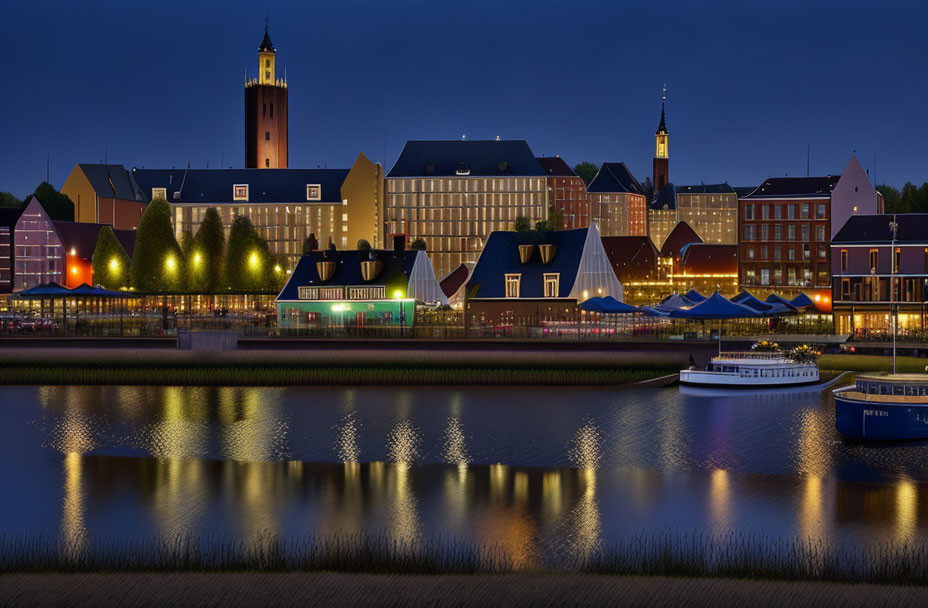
[834,375,928,440]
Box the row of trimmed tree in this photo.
[91,199,288,293]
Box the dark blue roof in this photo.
[277,249,419,301]
[675,183,735,195]
[832,214,928,244]
[587,163,644,195]
[131,168,349,204]
[53,221,136,259]
[387,140,544,178]
[743,176,839,199]
[467,228,589,299]
[79,164,145,201]
[536,156,577,177]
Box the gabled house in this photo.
[464,224,622,329]
[586,163,647,237]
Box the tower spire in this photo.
[656,84,668,135]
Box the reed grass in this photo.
[5,531,928,586]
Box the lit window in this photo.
[152,187,166,201]
[233,185,249,201]
[505,273,521,298]
[306,185,321,201]
[544,273,559,298]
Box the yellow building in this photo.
[648,183,739,248]
[60,164,148,229]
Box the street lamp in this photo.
[890,216,898,374]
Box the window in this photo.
[818,248,827,259]
[869,249,879,273]
[840,249,848,272]
[265,59,270,68]
[544,273,559,298]
[744,204,753,220]
[505,274,521,298]
[760,268,770,285]
[816,204,826,219]
[787,225,796,240]
[265,158,270,168]
[801,225,810,242]
[306,185,321,201]
[762,205,770,220]
[775,225,782,241]
[816,225,826,241]
[233,184,249,201]
[747,248,755,260]
[152,187,166,201]
[894,247,901,273]
[265,131,270,141]
[743,225,754,241]
[788,205,796,219]
[761,225,769,240]
[265,70,270,81]
[775,205,782,219]
[801,204,810,219]
[788,248,796,261]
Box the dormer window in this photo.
[233,184,249,201]
[544,273,560,298]
[306,185,321,201]
[455,163,471,176]
[152,187,166,201]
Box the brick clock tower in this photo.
[245,21,288,168]
[652,86,669,193]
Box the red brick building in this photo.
[245,24,288,168]
[536,156,589,229]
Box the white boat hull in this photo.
[679,369,819,388]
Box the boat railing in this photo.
[716,351,790,361]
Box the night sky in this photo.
[2,0,925,199]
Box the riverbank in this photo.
[2,572,926,607]
[0,348,687,386]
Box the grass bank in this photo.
[5,531,928,588]
[818,354,928,374]
[0,348,680,387]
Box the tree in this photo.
[0,192,22,208]
[573,162,599,186]
[269,252,289,292]
[191,207,225,293]
[534,220,548,231]
[180,231,195,258]
[91,226,130,289]
[410,238,427,251]
[547,205,564,231]
[899,182,918,214]
[356,239,372,251]
[514,216,531,232]
[224,215,273,291]
[33,182,75,221]
[130,198,184,292]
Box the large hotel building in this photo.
[648,183,739,248]
[384,140,548,277]
[737,155,881,298]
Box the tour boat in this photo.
[679,352,819,388]
[834,375,928,440]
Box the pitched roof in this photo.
[742,176,839,199]
[52,221,136,260]
[656,101,667,135]
[734,186,758,198]
[660,221,702,257]
[440,263,472,298]
[536,156,578,177]
[600,236,659,280]
[259,26,275,52]
[675,183,735,195]
[0,206,25,229]
[387,140,544,178]
[467,228,589,298]
[277,248,419,301]
[832,213,928,244]
[131,168,349,204]
[587,162,644,195]
[78,164,145,201]
[679,243,738,275]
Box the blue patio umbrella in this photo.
[70,284,131,298]
[580,297,607,313]
[669,292,759,319]
[731,291,774,313]
[16,282,72,298]
[684,289,708,304]
[599,297,639,314]
[640,305,670,317]
[655,293,691,313]
[789,293,815,309]
[764,293,799,314]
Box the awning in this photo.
[581,296,639,314]
[764,293,800,314]
[731,291,774,313]
[670,292,760,319]
[69,283,132,298]
[789,293,815,309]
[655,293,691,312]
[16,282,73,298]
[640,305,670,317]
[684,290,707,304]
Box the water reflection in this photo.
[60,452,87,560]
[336,412,361,463]
[709,469,731,534]
[568,468,600,563]
[442,417,469,471]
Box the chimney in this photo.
[393,234,406,252]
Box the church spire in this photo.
[259,14,276,53]
[652,84,669,192]
[656,84,668,135]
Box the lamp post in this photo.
[890,216,898,375]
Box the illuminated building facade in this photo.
[276,238,447,330]
[649,183,738,248]
[384,140,548,278]
[464,225,623,329]
[0,207,25,293]
[738,156,880,298]
[245,23,288,169]
[832,214,928,336]
[537,156,589,229]
[601,236,664,305]
[586,163,648,237]
[11,196,136,291]
[61,163,148,229]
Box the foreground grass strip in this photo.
[818,354,928,374]
[7,531,928,587]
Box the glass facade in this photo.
[588,192,648,239]
[649,192,738,249]
[173,203,346,270]
[385,177,547,277]
[14,203,63,292]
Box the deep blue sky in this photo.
[2,0,925,199]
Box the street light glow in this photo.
[274,264,282,273]
[393,290,404,299]
[249,251,259,269]
[165,255,177,272]
[193,252,202,265]
[109,258,119,272]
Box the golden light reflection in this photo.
[795,409,830,478]
[568,421,601,471]
[387,420,420,467]
[514,471,529,506]
[542,471,564,523]
[336,411,360,463]
[142,387,208,459]
[389,462,420,550]
[219,388,288,462]
[151,458,207,539]
[443,417,469,472]
[709,468,731,534]
[568,468,601,563]
[896,478,917,542]
[60,452,87,560]
[490,464,508,505]
[799,475,824,542]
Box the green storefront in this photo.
[277,298,416,330]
